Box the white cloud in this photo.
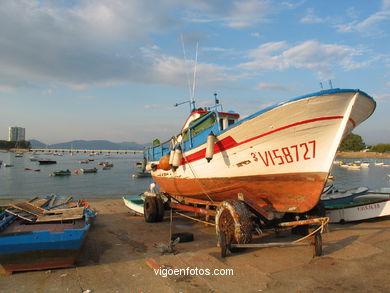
[257,82,293,91]
[240,40,370,79]
[335,5,390,36]
[226,0,271,28]
[300,8,327,24]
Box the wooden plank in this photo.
[35,207,85,222]
[4,208,36,222]
[48,195,57,209]
[10,203,45,216]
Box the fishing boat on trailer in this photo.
[0,195,95,274]
[144,89,376,214]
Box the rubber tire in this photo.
[171,232,194,243]
[144,196,158,223]
[155,196,165,222]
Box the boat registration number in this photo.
[250,140,316,167]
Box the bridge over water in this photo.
[30,148,143,154]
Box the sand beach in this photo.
[1,198,390,292]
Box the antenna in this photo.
[180,34,192,100]
[191,41,199,111]
[320,82,323,90]
[328,80,333,89]
[175,39,199,113]
[214,93,219,105]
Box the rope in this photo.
[180,150,215,203]
[293,217,329,243]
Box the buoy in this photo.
[205,131,216,162]
[169,149,175,166]
[159,154,171,171]
[172,146,182,171]
[74,170,79,174]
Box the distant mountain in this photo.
[29,139,145,150]
[29,139,47,148]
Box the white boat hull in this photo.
[150,89,375,213]
[326,199,390,223]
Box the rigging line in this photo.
[180,34,192,101]
[191,41,199,110]
[181,150,215,203]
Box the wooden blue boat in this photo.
[0,196,95,275]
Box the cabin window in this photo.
[228,119,235,127]
[219,119,224,130]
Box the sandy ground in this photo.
[1,198,390,293]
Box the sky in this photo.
[0,0,389,145]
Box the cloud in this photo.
[300,8,327,24]
[240,40,371,79]
[0,0,178,89]
[257,82,293,91]
[335,5,390,36]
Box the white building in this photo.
[8,126,26,141]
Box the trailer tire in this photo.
[144,196,158,222]
[216,200,252,257]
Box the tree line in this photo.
[0,140,31,150]
[339,133,390,152]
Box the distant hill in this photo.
[29,139,146,150]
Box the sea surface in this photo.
[0,152,390,199]
[0,151,152,199]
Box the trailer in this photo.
[142,191,328,258]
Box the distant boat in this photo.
[38,160,57,165]
[24,168,41,172]
[51,169,71,176]
[102,162,113,170]
[360,162,370,168]
[80,167,98,174]
[375,161,384,166]
[80,159,89,164]
[4,163,13,167]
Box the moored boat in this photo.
[38,159,57,165]
[51,169,71,176]
[144,88,375,214]
[80,167,98,174]
[25,168,41,172]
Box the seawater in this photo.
[0,152,152,199]
[0,152,389,199]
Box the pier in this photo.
[30,148,143,154]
